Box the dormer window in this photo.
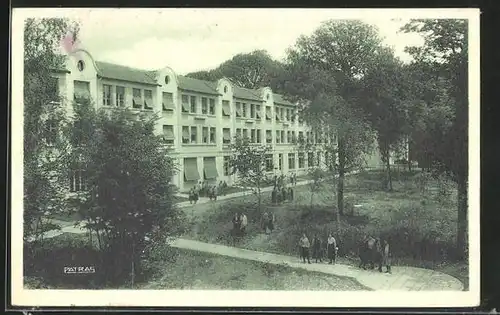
[164,75,170,85]
[224,86,228,93]
[266,94,270,100]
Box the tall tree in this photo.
[228,135,272,214]
[70,102,184,286]
[359,47,411,190]
[23,18,80,243]
[186,50,285,91]
[283,19,380,216]
[401,19,468,259]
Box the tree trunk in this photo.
[386,151,393,191]
[257,186,262,216]
[337,139,346,216]
[456,172,468,260]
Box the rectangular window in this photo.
[280,108,285,121]
[236,102,242,118]
[265,154,274,172]
[69,162,87,192]
[298,153,305,168]
[202,127,209,144]
[74,80,91,102]
[256,129,261,143]
[256,105,261,119]
[181,95,189,113]
[190,96,197,113]
[116,86,125,107]
[281,131,285,144]
[278,153,283,171]
[223,128,231,144]
[308,152,315,167]
[265,106,272,120]
[236,128,241,139]
[292,131,297,144]
[276,130,281,144]
[222,100,231,117]
[132,88,142,109]
[144,89,153,110]
[162,92,174,111]
[242,128,248,140]
[288,153,296,169]
[184,158,200,182]
[266,130,272,144]
[275,107,280,121]
[242,103,247,118]
[182,126,190,144]
[291,109,296,122]
[210,127,216,144]
[250,129,256,143]
[162,125,174,144]
[299,131,304,144]
[190,126,197,143]
[201,97,208,114]
[250,104,255,118]
[224,156,230,176]
[287,131,291,144]
[103,84,112,106]
[209,98,216,115]
[286,109,291,121]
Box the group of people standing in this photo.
[188,180,229,204]
[358,235,392,274]
[231,212,248,237]
[298,233,392,273]
[271,174,295,205]
[262,211,276,234]
[298,233,338,264]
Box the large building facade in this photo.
[50,49,384,192]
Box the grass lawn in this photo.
[184,169,468,290]
[25,232,367,291]
[222,186,250,195]
[140,248,369,290]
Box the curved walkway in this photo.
[37,224,464,291]
[170,238,464,291]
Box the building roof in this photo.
[177,75,220,95]
[95,61,159,86]
[54,57,297,105]
[273,93,295,106]
[233,86,263,102]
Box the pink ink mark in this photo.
[60,32,81,56]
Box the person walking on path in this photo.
[381,238,392,273]
[232,212,241,236]
[299,233,311,264]
[281,186,287,203]
[312,234,323,263]
[269,212,276,232]
[327,233,337,264]
[262,212,270,234]
[211,186,218,201]
[240,213,248,235]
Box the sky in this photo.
[20,8,474,75]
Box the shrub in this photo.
[24,233,105,289]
